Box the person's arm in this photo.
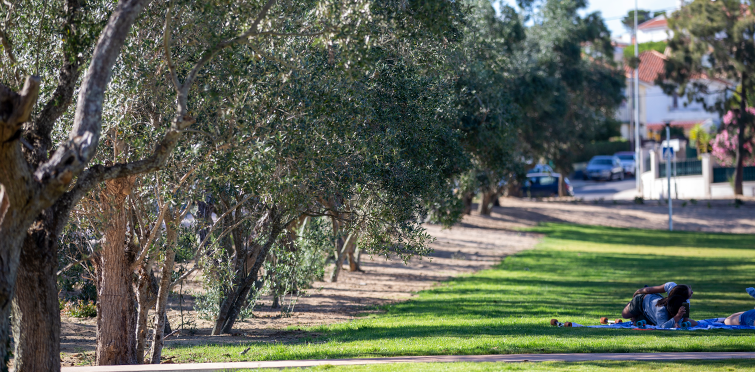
[634,285,666,297]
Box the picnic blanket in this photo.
[568,318,755,331]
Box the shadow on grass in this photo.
[528,223,755,249]
[166,225,755,361]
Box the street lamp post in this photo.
[634,0,641,195]
[665,122,673,231]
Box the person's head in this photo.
[657,284,692,309]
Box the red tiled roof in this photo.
[638,17,667,30]
[647,121,704,130]
[624,50,667,83]
[625,50,734,86]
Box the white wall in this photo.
[642,84,722,125]
[642,174,708,199]
[712,182,755,197]
[637,28,670,43]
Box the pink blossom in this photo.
[712,109,755,166]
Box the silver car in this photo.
[584,156,624,181]
[614,151,636,176]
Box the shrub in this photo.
[62,300,97,318]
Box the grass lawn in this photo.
[165,223,755,363]
[265,360,755,371]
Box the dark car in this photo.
[584,155,624,181]
[522,173,574,197]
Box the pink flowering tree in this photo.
[712,109,755,167]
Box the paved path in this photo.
[571,177,637,200]
[61,352,755,371]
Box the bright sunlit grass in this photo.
[165,223,755,363]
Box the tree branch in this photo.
[162,1,181,94]
[33,0,152,210]
[24,0,85,168]
[0,75,41,141]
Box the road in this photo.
[570,176,637,200]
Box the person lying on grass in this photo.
[621,283,697,328]
[724,287,755,327]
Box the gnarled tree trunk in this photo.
[11,212,61,372]
[95,177,138,365]
[347,239,361,272]
[477,188,498,215]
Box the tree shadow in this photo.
[529,223,755,249]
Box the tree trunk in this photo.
[462,192,474,215]
[558,172,567,197]
[95,178,138,365]
[329,233,352,282]
[11,212,61,372]
[347,239,361,272]
[149,210,179,363]
[735,78,747,196]
[212,210,282,335]
[149,244,175,363]
[477,189,497,215]
[134,268,156,364]
[0,147,39,370]
[220,280,256,334]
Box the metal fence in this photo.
[659,159,703,177]
[712,166,755,183]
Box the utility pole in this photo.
[666,122,673,231]
[634,0,642,195]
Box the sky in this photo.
[583,0,680,38]
[499,0,681,38]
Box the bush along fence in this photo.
[641,151,755,199]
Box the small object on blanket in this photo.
[599,317,622,325]
[681,321,691,329]
[550,319,573,327]
[635,320,647,328]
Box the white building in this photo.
[617,16,672,45]
[616,16,731,141]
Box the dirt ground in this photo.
[59,197,755,365]
[482,198,755,234]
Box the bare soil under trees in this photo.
[58,197,755,366]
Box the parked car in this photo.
[522,173,574,197]
[614,151,636,176]
[584,156,624,181]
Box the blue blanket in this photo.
[570,318,755,331]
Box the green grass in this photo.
[165,223,755,363]
[228,360,755,371]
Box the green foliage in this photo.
[689,123,713,156]
[621,10,665,31]
[165,224,755,362]
[574,141,631,163]
[62,300,97,318]
[515,0,625,175]
[622,41,667,61]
